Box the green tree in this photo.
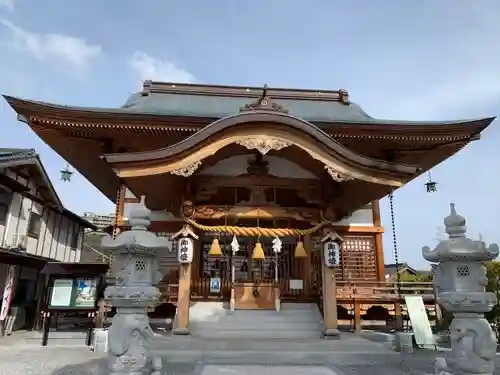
[485,260,500,339]
[398,270,432,282]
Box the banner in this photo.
[0,265,16,321]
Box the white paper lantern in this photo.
[323,241,340,268]
[177,237,194,264]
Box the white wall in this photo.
[334,207,374,227]
[0,186,85,263]
[199,154,318,179]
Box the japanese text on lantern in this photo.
[177,237,193,264]
[323,241,340,268]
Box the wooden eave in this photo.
[4,95,494,141]
[101,112,419,185]
[3,95,495,207]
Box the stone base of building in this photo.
[324,328,340,338]
[172,327,190,335]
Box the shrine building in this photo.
[3,81,494,334]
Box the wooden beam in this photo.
[372,200,385,281]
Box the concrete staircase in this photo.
[187,302,324,339]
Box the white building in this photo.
[81,212,115,230]
[0,148,96,332]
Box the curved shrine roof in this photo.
[120,91,376,124]
[2,81,496,129]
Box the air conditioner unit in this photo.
[17,235,28,250]
[8,233,18,249]
[10,234,27,250]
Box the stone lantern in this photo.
[101,197,168,375]
[422,203,499,375]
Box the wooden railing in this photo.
[191,277,232,300]
[158,283,179,303]
[335,280,435,301]
[157,279,436,304]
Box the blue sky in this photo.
[1,0,499,268]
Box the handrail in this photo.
[335,279,434,300]
[83,243,111,261]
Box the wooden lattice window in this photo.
[338,235,377,281]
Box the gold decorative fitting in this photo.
[325,166,354,182]
[170,161,202,177]
[208,238,222,256]
[236,138,291,155]
[252,242,265,260]
[294,241,308,258]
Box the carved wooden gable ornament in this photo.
[240,84,289,114]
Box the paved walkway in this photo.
[0,332,498,375]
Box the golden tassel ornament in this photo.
[294,240,308,258]
[252,242,265,260]
[208,237,222,256]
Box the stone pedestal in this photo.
[395,332,414,354]
[422,203,499,375]
[101,198,168,375]
[92,328,108,353]
[324,328,340,338]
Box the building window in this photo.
[0,202,8,224]
[0,187,12,225]
[70,228,79,249]
[27,212,42,238]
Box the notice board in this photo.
[404,295,436,348]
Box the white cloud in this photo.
[383,71,500,121]
[130,51,196,85]
[0,19,102,76]
[0,0,14,10]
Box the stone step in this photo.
[150,336,396,364]
[150,349,399,364]
[279,303,319,310]
[188,302,323,340]
[190,321,323,330]
[190,329,323,340]
[191,313,322,324]
[151,350,336,364]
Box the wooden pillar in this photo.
[372,200,385,281]
[394,302,403,330]
[191,237,201,283]
[112,184,126,239]
[353,301,362,333]
[302,235,313,294]
[172,263,192,335]
[321,260,339,337]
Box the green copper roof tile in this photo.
[121,92,374,123]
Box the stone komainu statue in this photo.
[108,314,162,375]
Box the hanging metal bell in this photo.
[208,238,222,256]
[294,240,308,258]
[252,242,265,260]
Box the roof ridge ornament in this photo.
[240,84,289,114]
